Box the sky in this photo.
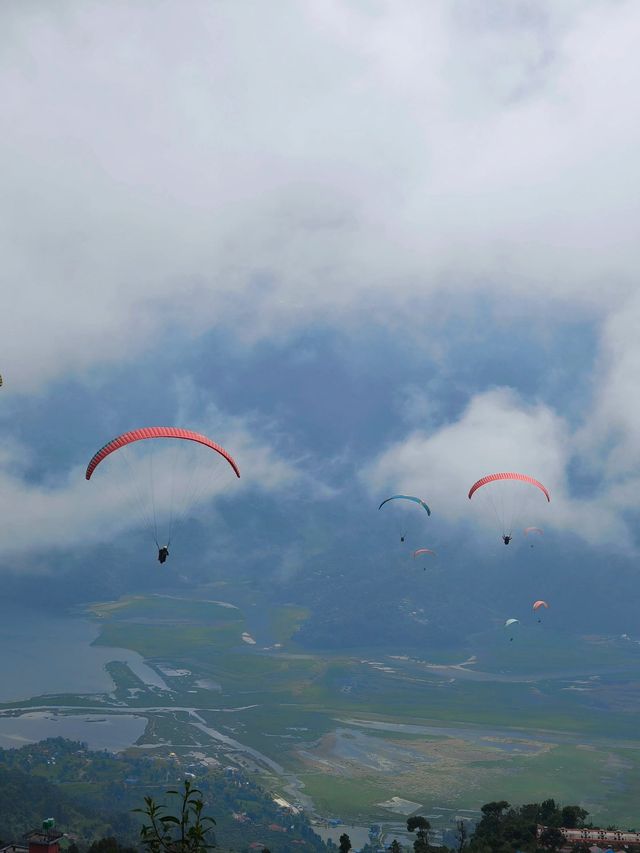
[1,1,640,620]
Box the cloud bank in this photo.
[2,1,640,559]
[1,0,639,388]
[363,387,628,546]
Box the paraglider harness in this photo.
[158,545,169,564]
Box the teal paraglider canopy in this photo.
[378,495,431,544]
[378,495,431,515]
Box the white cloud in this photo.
[3,0,640,552]
[1,0,639,390]
[363,387,627,545]
[577,293,640,475]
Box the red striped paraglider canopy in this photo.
[468,472,550,502]
[86,427,240,480]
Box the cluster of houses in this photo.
[0,820,64,853]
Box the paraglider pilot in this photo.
[502,534,512,545]
[158,545,169,564]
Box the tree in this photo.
[561,806,589,829]
[479,802,510,821]
[390,840,402,853]
[406,817,430,836]
[469,801,511,851]
[470,800,542,852]
[538,799,559,826]
[339,834,352,853]
[538,826,565,851]
[454,820,467,853]
[88,839,137,853]
[406,816,431,853]
[134,779,216,853]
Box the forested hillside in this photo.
[0,739,322,852]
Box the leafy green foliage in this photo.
[468,798,592,853]
[0,739,323,852]
[560,806,589,829]
[406,816,434,853]
[338,833,351,853]
[134,780,216,853]
[538,827,564,851]
[0,761,128,843]
[87,838,137,853]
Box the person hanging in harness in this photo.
[502,534,512,545]
[158,545,169,564]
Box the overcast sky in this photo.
[1,0,640,577]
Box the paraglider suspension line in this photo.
[485,489,505,535]
[166,441,182,548]
[119,445,159,540]
[148,447,160,547]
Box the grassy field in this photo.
[269,605,310,645]
[81,592,640,830]
[293,737,640,829]
[105,661,149,701]
[89,594,243,624]
[94,620,244,659]
[296,774,394,819]
[467,627,640,674]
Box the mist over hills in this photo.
[3,504,635,658]
[2,317,636,655]
[2,312,638,654]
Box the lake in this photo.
[0,606,167,702]
[0,710,147,751]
